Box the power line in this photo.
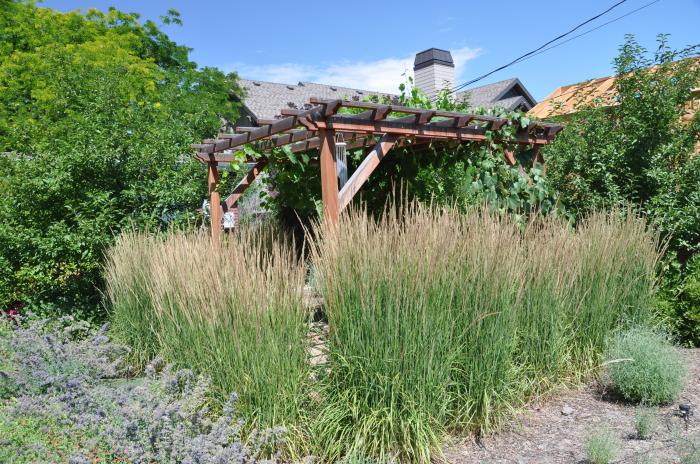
[446,0,632,96]
[531,0,694,116]
[448,0,629,94]
[508,0,661,67]
[511,0,664,109]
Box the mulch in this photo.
[444,349,700,464]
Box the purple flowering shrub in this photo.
[1,316,127,398]
[0,317,285,463]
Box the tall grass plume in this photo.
[309,203,660,462]
[105,227,308,430]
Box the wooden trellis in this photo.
[192,98,563,241]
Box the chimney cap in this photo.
[414,48,454,70]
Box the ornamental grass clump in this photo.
[310,203,524,463]
[106,227,309,430]
[517,211,660,382]
[605,327,686,405]
[105,232,159,369]
[309,202,660,463]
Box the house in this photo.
[529,63,700,154]
[528,75,618,119]
[529,64,700,121]
[233,48,538,126]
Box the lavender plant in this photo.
[0,317,284,463]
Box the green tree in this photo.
[0,1,240,316]
[542,34,700,343]
[544,34,700,259]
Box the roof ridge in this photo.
[240,77,395,96]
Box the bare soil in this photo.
[444,349,700,464]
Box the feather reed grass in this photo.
[105,226,308,429]
[106,203,660,462]
[309,203,660,462]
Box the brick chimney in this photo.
[413,48,455,100]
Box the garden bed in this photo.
[446,349,700,463]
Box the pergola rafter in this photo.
[192,98,563,242]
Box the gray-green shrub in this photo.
[634,407,657,440]
[606,327,686,405]
[0,317,284,463]
[584,425,620,464]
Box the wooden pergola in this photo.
[192,98,563,241]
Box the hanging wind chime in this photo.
[335,133,348,188]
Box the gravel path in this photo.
[444,349,700,464]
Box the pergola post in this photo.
[319,128,339,227]
[207,160,222,244]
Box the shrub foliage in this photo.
[605,326,686,405]
[0,2,240,315]
[544,34,700,260]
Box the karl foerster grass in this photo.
[108,204,661,463]
[106,227,309,430]
[310,203,660,463]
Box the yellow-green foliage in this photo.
[0,2,240,315]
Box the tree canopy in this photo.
[544,35,700,261]
[0,1,240,315]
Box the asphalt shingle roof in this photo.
[238,79,396,122]
[237,76,537,122]
[457,78,537,110]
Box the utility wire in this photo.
[446,0,631,96]
[508,0,661,67]
[513,0,664,110]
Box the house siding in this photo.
[414,63,455,99]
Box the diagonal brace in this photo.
[338,134,399,211]
[222,158,268,212]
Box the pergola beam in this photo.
[194,136,378,164]
[194,99,561,154]
[309,98,545,130]
[313,117,551,145]
[193,106,329,154]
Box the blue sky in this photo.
[40,0,699,100]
